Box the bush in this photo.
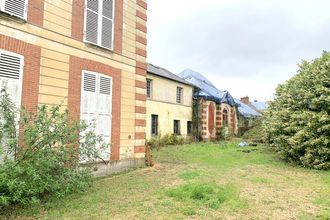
[0,90,107,206]
[242,117,264,142]
[147,133,190,149]
[264,52,330,170]
[216,126,230,141]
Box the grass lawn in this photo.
[2,140,330,219]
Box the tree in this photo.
[264,51,330,170]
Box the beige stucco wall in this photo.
[146,74,193,139]
[0,0,146,160]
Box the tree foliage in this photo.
[0,89,107,206]
[264,52,330,170]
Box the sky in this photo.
[147,0,330,101]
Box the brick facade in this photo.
[0,35,41,112]
[68,56,122,161]
[27,0,44,27]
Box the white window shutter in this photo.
[0,50,24,108]
[80,71,113,161]
[101,0,114,49]
[0,50,24,163]
[2,0,28,20]
[85,0,99,45]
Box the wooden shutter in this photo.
[80,71,112,161]
[97,75,112,159]
[101,0,114,49]
[84,0,114,50]
[85,0,99,45]
[0,50,24,108]
[1,0,28,20]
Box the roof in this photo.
[234,99,260,118]
[147,64,193,87]
[251,101,269,111]
[179,69,236,106]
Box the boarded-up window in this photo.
[84,0,115,50]
[0,0,28,20]
[80,71,113,161]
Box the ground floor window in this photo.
[174,120,181,135]
[151,114,158,136]
[80,70,113,160]
[223,108,229,125]
[187,121,192,135]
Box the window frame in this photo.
[173,120,181,135]
[0,0,29,20]
[146,78,152,98]
[223,108,229,126]
[176,86,183,104]
[83,0,115,51]
[187,121,192,135]
[151,114,158,136]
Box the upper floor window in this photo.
[146,79,152,98]
[84,0,115,50]
[0,0,28,20]
[176,87,183,104]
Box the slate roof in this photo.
[147,64,193,87]
[251,101,269,111]
[234,99,260,118]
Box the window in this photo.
[84,0,115,50]
[176,87,183,104]
[0,50,24,107]
[223,109,228,125]
[0,0,28,20]
[174,120,181,135]
[80,71,113,160]
[0,50,24,162]
[151,114,158,136]
[146,79,152,98]
[187,121,192,135]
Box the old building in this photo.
[146,64,194,139]
[0,0,147,175]
[179,69,238,140]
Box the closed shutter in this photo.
[1,0,28,20]
[81,71,112,161]
[84,0,114,50]
[0,50,24,163]
[0,50,24,108]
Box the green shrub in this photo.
[264,51,330,170]
[242,117,265,142]
[147,133,191,149]
[0,90,107,206]
[216,126,230,141]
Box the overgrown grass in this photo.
[1,141,329,219]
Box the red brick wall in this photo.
[0,35,40,112]
[208,102,215,136]
[68,56,122,161]
[71,0,123,55]
[27,0,44,27]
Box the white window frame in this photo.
[176,86,183,104]
[83,0,115,51]
[0,0,29,20]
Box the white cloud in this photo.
[147,0,330,101]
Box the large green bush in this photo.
[0,90,107,206]
[264,52,330,170]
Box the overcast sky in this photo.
[147,0,330,101]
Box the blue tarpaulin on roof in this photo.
[179,69,260,118]
[179,69,236,106]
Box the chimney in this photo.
[240,96,250,105]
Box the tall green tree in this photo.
[264,52,330,170]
